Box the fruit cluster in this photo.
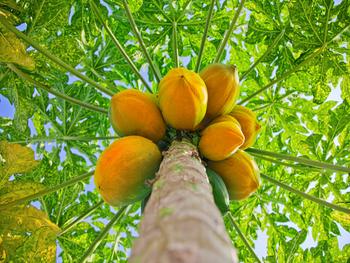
[94,64,261,207]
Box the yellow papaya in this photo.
[208,150,260,200]
[199,116,245,161]
[195,112,240,131]
[230,105,261,149]
[209,114,241,127]
[159,67,208,130]
[94,136,162,206]
[200,64,240,120]
[109,89,166,142]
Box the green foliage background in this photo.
[0,0,349,262]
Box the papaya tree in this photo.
[0,0,350,262]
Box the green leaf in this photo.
[312,82,331,104]
[128,0,143,13]
[341,75,350,103]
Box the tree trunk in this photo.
[129,140,237,263]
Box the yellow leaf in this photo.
[0,181,45,205]
[0,206,60,263]
[0,31,35,70]
[0,141,39,187]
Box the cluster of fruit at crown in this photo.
[94,64,261,207]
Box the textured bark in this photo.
[129,140,237,263]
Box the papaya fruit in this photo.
[94,136,162,206]
[199,115,245,161]
[230,105,261,149]
[200,64,240,120]
[208,150,260,201]
[209,114,241,127]
[109,89,166,143]
[195,114,239,131]
[159,67,208,130]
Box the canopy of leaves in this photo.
[0,0,349,262]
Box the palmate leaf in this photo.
[0,143,60,262]
[0,31,35,70]
[0,181,45,205]
[0,141,39,187]
[331,211,350,232]
[341,74,350,103]
[0,205,60,263]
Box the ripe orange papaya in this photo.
[208,150,260,201]
[209,114,241,127]
[94,136,162,206]
[195,114,241,131]
[200,64,240,120]
[109,89,166,142]
[199,115,245,161]
[159,67,208,130]
[230,105,261,149]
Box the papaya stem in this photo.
[261,173,350,214]
[214,0,245,63]
[7,64,108,115]
[226,213,262,263]
[241,29,285,81]
[10,136,119,144]
[195,0,215,72]
[172,21,179,68]
[0,171,94,210]
[90,1,153,93]
[0,16,115,97]
[246,148,350,173]
[59,200,104,236]
[79,205,130,263]
[250,153,322,172]
[122,0,162,82]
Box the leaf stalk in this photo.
[241,29,285,81]
[261,173,350,214]
[172,21,179,68]
[7,64,108,115]
[0,16,115,96]
[79,205,129,263]
[195,0,215,72]
[11,136,119,144]
[246,148,350,173]
[226,213,262,263]
[90,1,152,93]
[214,0,245,62]
[122,0,162,82]
[0,171,94,210]
[59,200,104,236]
